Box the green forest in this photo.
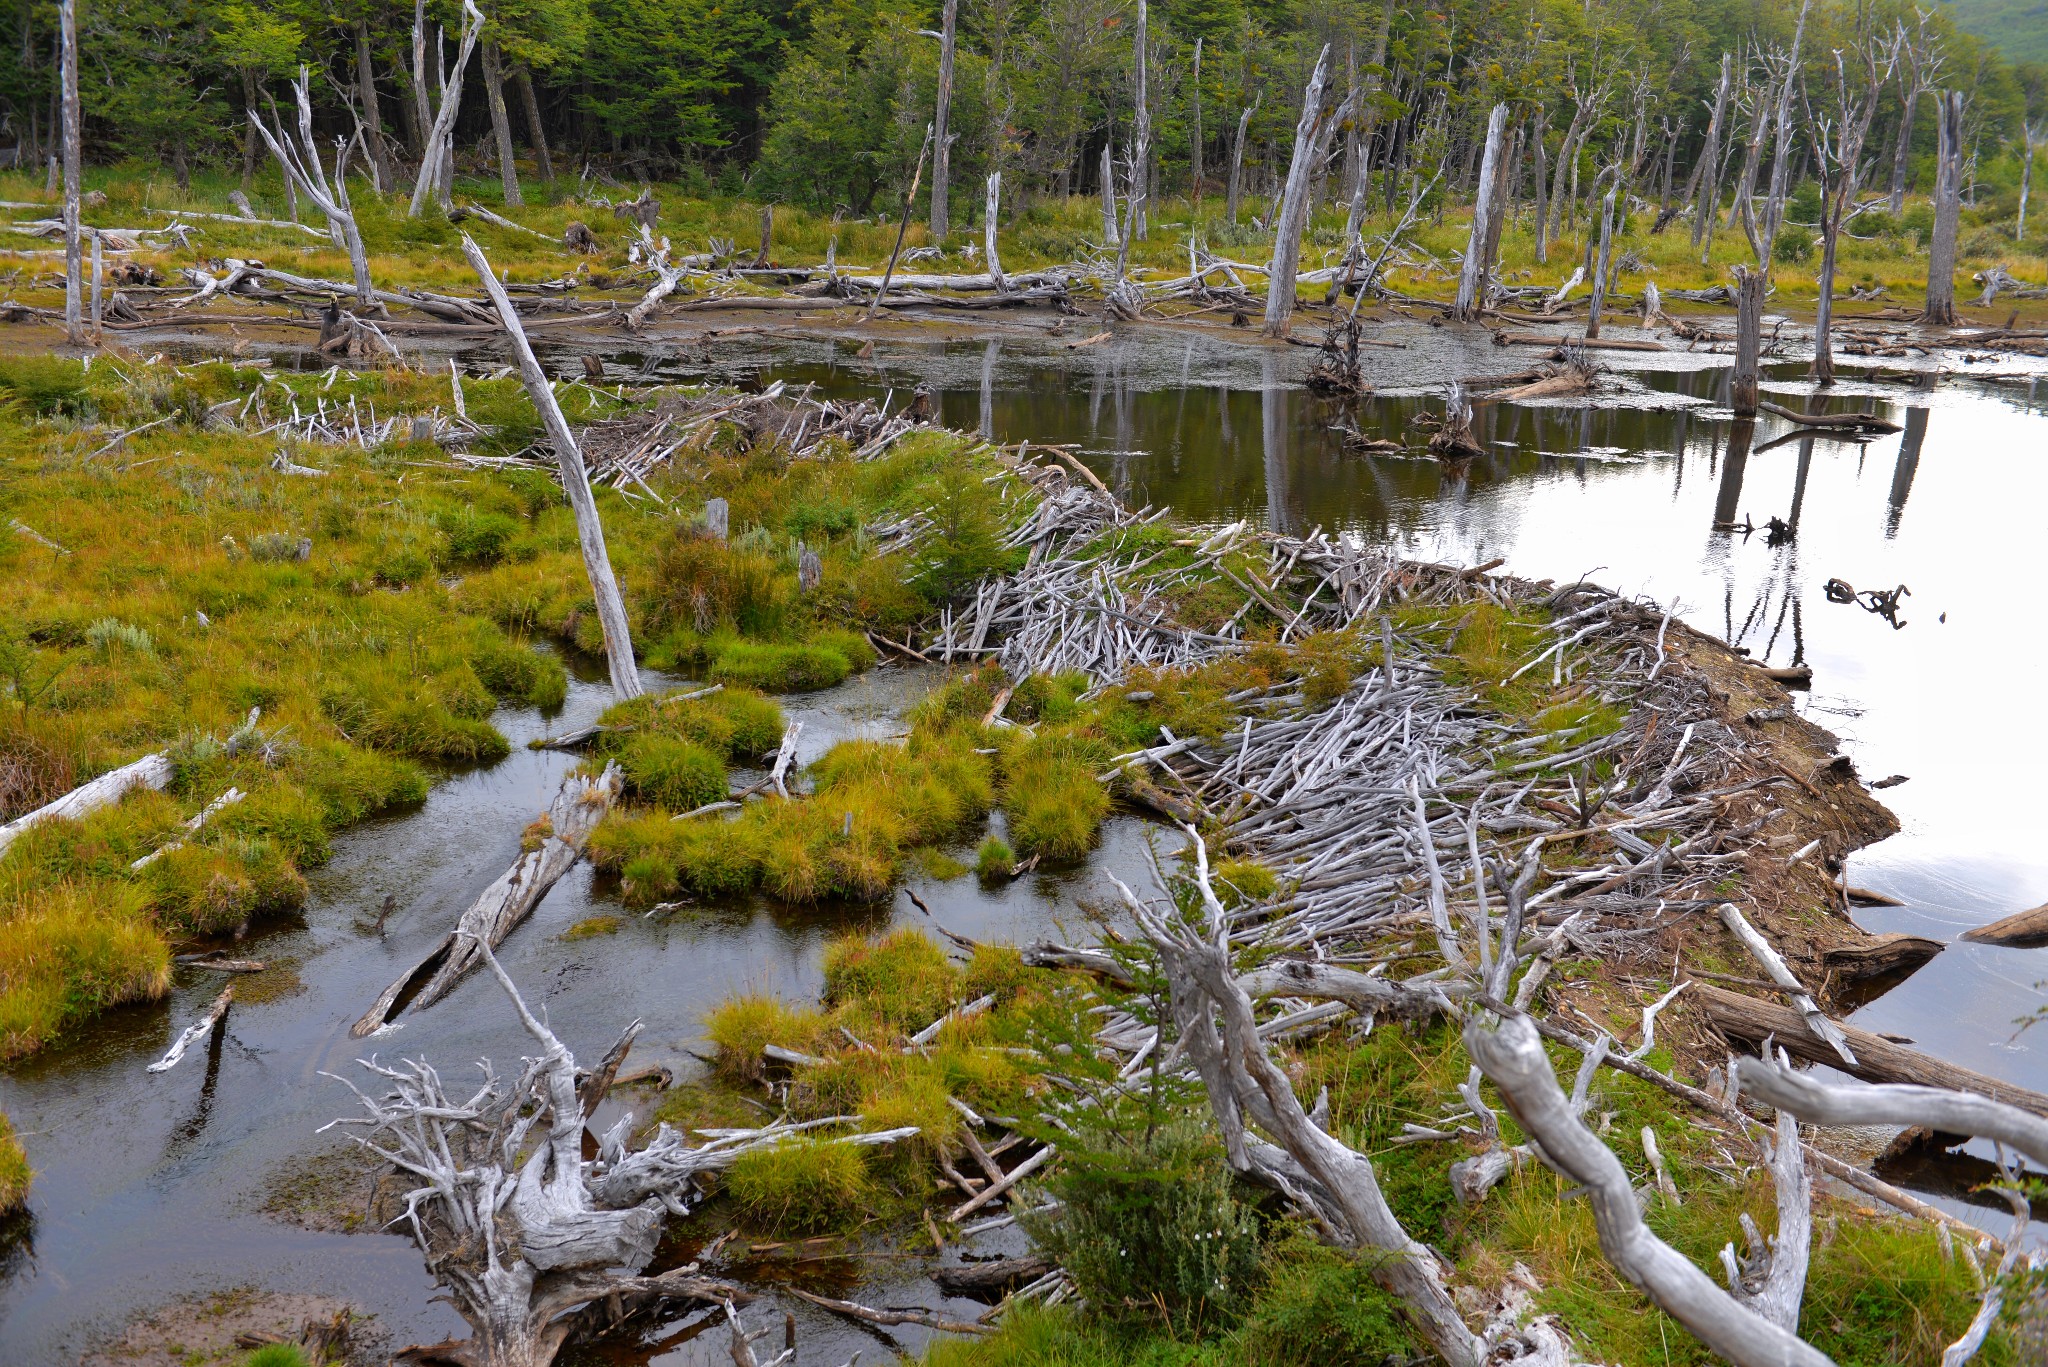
[1,0,2042,226]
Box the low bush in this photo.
[724,1137,875,1233]
[975,835,1017,878]
[705,994,830,1080]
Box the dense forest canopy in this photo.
[0,0,2043,223]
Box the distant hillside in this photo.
[1945,0,2048,66]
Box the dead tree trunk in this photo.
[1922,90,1965,325]
[462,234,642,697]
[354,22,395,192]
[1532,106,1550,263]
[1757,0,1812,271]
[0,752,173,863]
[1131,0,1149,241]
[1264,45,1339,338]
[1227,102,1255,222]
[410,0,433,165]
[2018,122,2041,242]
[1453,103,1507,321]
[248,69,375,305]
[480,40,523,208]
[1189,38,1204,202]
[1732,265,1765,415]
[984,172,1007,292]
[1099,141,1119,248]
[930,0,957,239]
[514,69,553,184]
[353,764,621,1034]
[1693,53,1733,250]
[410,0,484,218]
[58,0,81,346]
[1887,13,1941,215]
[1587,177,1618,337]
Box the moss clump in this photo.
[562,915,621,940]
[242,1346,312,1367]
[709,641,851,692]
[617,735,726,810]
[975,835,1017,878]
[704,994,830,1081]
[724,1136,876,1234]
[1002,737,1111,861]
[821,927,958,1032]
[1212,859,1278,907]
[0,1110,30,1212]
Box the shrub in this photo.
[912,463,1019,597]
[618,735,727,810]
[84,618,154,656]
[725,1137,875,1233]
[642,531,791,638]
[439,509,521,565]
[710,642,850,692]
[1773,228,1816,265]
[0,355,93,417]
[1033,1120,1263,1333]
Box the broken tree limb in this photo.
[1694,984,2048,1115]
[767,721,803,798]
[947,1143,1054,1221]
[351,763,621,1035]
[1959,902,2048,949]
[148,985,233,1073]
[785,1287,989,1335]
[0,751,173,863]
[1736,1057,2048,1171]
[1717,903,1856,1067]
[1464,1011,1831,1367]
[1757,401,1901,434]
[462,234,642,700]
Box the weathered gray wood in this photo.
[1922,90,1965,325]
[1466,1011,1832,1367]
[1756,0,1812,266]
[865,125,932,323]
[409,0,484,218]
[351,763,621,1036]
[462,235,642,698]
[1189,38,1204,201]
[1718,902,1855,1066]
[1227,103,1255,223]
[1264,46,1336,338]
[1960,902,2048,949]
[1737,1057,2048,1171]
[1732,266,1765,415]
[248,68,374,305]
[480,41,523,209]
[984,173,1006,293]
[1454,103,1508,322]
[354,21,395,191]
[1693,53,1734,252]
[1695,984,2048,1115]
[58,0,81,345]
[147,985,232,1074]
[930,0,957,239]
[0,751,173,863]
[1586,179,1618,338]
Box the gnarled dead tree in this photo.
[410,0,486,218]
[248,68,374,306]
[326,933,912,1367]
[1263,46,1353,338]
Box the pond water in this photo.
[6,317,2048,1359]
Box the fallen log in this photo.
[933,1256,1052,1298]
[1496,331,1666,352]
[351,763,621,1035]
[1692,983,2048,1115]
[148,985,233,1073]
[1757,401,1901,434]
[785,1287,989,1335]
[1959,903,2048,949]
[0,751,173,863]
[1822,933,1944,979]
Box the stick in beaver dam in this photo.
[462,234,642,699]
[351,763,621,1036]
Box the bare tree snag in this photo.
[1189,38,1204,202]
[1454,103,1507,321]
[148,985,233,1074]
[1227,102,1255,222]
[1922,91,1966,326]
[1131,0,1149,241]
[1099,141,1119,249]
[866,125,932,323]
[480,41,524,208]
[1264,46,1344,339]
[1121,839,1487,1367]
[0,752,173,863]
[249,68,375,306]
[410,0,485,218]
[2015,121,2041,243]
[1809,28,1902,383]
[1732,266,1765,415]
[1756,0,1808,270]
[461,235,642,698]
[1465,1011,1832,1367]
[58,0,81,346]
[354,21,395,192]
[930,0,957,239]
[1888,14,1942,214]
[1693,53,1734,255]
[1586,177,1618,338]
[984,172,1006,293]
[513,69,553,184]
[353,763,621,1036]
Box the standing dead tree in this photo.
[1226,99,1257,223]
[1453,103,1508,321]
[929,0,958,239]
[58,0,82,346]
[1692,52,1735,257]
[249,68,376,307]
[1263,46,1352,338]
[410,0,486,218]
[2018,121,2043,242]
[1922,90,1967,325]
[326,932,910,1367]
[462,234,642,698]
[1887,11,1944,215]
[1756,0,1813,271]
[1806,24,1903,384]
[480,39,524,208]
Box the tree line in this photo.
[1,0,2043,245]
